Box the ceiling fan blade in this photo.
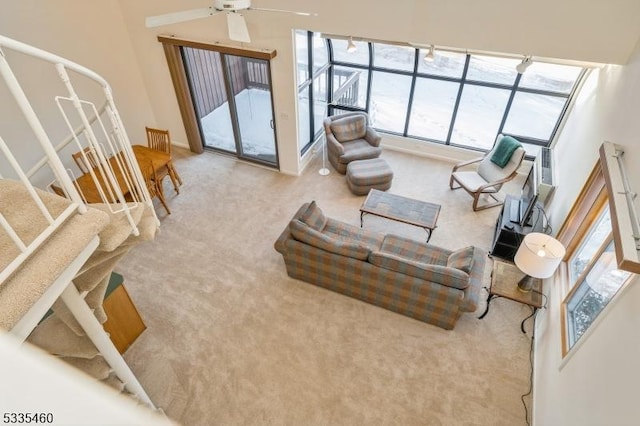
[248,7,317,17]
[226,13,251,43]
[145,7,218,28]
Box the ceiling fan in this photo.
[145,0,316,43]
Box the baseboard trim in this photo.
[171,141,190,150]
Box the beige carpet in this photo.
[117,147,534,426]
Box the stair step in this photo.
[0,180,77,276]
[0,206,110,331]
[27,314,99,359]
[88,203,146,252]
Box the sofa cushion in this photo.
[447,246,475,273]
[330,115,367,142]
[380,235,450,266]
[299,201,327,231]
[289,219,370,260]
[369,251,470,290]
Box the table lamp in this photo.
[514,232,566,292]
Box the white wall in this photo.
[117,0,640,175]
[0,0,155,175]
[533,39,640,425]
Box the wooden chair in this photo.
[145,127,182,194]
[449,134,526,211]
[139,159,171,215]
[72,147,99,175]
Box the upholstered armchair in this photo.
[449,135,526,211]
[323,112,382,174]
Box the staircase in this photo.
[0,35,159,407]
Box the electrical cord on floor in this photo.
[521,311,538,426]
[530,288,548,309]
[521,332,534,426]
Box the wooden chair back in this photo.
[72,147,99,174]
[145,127,172,155]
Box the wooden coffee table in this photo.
[359,189,441,242]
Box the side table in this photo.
[478,259,542,333]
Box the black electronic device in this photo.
[509,167,538,227]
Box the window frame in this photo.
[324,37,586,157]
[557,162,635,357]
[295,31,330,155]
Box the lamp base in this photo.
[517,275,536,293]
[318,168,330,176]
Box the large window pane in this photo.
[569,207,612,283]
[331,39,370,65]
[466,55,519,86]
[408,78,458,141]
[450,85,510,149]
[369,71,412,133]
[566,241,631,348]
[295,30,309,85]
[332,66,368,109]
[298,86,310,152]
[313,71,328,136]
[312,34,328,72]
[373,43,415,71]
[503,92,566,140]
[417,50,466,78]
[519,62,582,94]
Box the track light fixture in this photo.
[423,45,435,62]
[516,56,533,74]
[346,36,357,53]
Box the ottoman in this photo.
[346,158,394,195]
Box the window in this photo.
[558,164,635,355]
[320,35,585,157]
[408,78,458,141]
[369,71,412,133]
[295,30,329,154]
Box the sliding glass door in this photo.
[182,47,278,168]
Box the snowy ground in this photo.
[200,88,276,163]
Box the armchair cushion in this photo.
[330,115,367,142]
[299,200,327,231]
[369,251,470,290]
[447,246,475,273]
[490,135,522,168]
[289,219,371,260]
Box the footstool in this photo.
[346,158,394,195]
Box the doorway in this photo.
[181,46,279,168]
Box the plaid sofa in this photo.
[274,202,486,330]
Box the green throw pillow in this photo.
[490,136,522,168]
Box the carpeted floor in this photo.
[117,147,534,426]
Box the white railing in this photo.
[0,34,156,286]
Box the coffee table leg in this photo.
[425,228,432,243]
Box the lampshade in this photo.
[516,56,533,74]
[514,232,566,279]
[346,37,357,53]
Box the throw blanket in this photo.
[490,136,521,167]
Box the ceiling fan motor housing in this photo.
[214,0,251,12]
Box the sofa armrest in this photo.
[369,251,470,290]
[325,133,345,156]
[365,127,382,147]
[274,203,310,254]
